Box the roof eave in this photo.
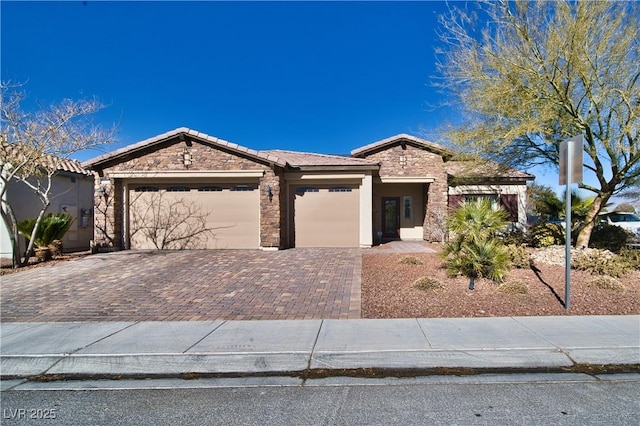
[291,164,379,172]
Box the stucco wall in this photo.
[0,172,94,258]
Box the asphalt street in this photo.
[1,374,639,425]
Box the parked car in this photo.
[598,212,640,237]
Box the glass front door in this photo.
[382,197,400,238]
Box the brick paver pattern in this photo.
[0,248,362,322]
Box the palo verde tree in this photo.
[436,0,639,248]
[0,82,115,266]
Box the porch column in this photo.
[359,173,373,247]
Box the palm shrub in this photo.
[441,200,511,289]
[17,213,74,249]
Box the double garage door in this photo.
[128,183,259,249]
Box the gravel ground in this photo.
[362,246,640,318]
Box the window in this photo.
[329,187,352,193]
[134,186,159,192]
[295,187,319,195]
[231,185,255,192]
[198,186,222,192]
[403,196,412,220]
[166,186,190,192]
[464,194,498,209]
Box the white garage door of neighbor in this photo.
[128,183,259,249]
[294,184,359,247]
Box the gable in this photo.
[96,138,277,174]
[83,128,286,173]
[351,134,454,159]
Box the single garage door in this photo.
[293,184,359,247]
[128,183,259,249]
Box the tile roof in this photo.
[83,127,287,168]
[54,158,93,175]
[351,133,455,158]
[1,140,92,176]
[262,150,379,168]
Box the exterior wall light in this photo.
[264,184,273,201]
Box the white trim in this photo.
[123,182,130,250]
[285,172,366,182]
[359,173,373,247]
[107,170,265,179]
[379,177,435,183]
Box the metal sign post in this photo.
[559,135,583,310]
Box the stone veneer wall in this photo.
[360,144,449,242]
[259,169,286,248]
[92,139,284,249]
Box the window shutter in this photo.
[500,194,518,221]
[448,195,464,209]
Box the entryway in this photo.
[381,197,400,239]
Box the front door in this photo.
[382,197,400,239]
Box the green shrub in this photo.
[499,229,528,246]
[586,276,626,292]
[413,276,444,291]
[529,222,565,248]
[572,249,630,277]
[17,214,74,248]
[443,239,511,284]
[589,224,628,253]
[399,256,424,265]
[619,248,640,270]
[441,200,511,289]
[506,244,530,268]
[497,280,529,294]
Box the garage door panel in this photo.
[294,185,359,247]
[129,184,259,249]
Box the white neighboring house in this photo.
[0,157,95,259]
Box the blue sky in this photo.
[2,1,568,192]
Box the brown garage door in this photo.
[128,183,259,249]
[293,184,359,247]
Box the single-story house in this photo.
[0,154,95,258]
[84,128,534,250]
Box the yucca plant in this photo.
[441,200,511,289]
[17,213,74,249]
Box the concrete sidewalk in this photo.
[1,316,638,386]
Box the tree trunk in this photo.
[575,194,609,249]
[21,204,49,266]
[0,201,21,268]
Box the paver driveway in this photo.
[0,249,361,322]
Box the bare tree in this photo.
[0,82,115,265]
[93,180,116,249]
[436,1,639,248]
[129,191,215,250]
